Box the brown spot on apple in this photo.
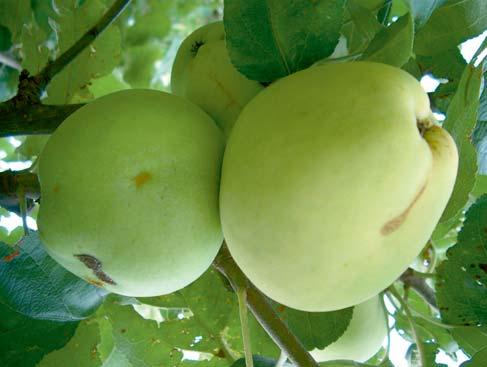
[53,184,60,193]
[134,171,152,189]
[381,181,428,235]
[75,254,116,285]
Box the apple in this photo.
[171,21,264,138]
[38,89,224,297]
[311,296,387,362]
[220,61,458,311]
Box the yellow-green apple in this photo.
[311,296,387,362]
[171,21,264,138]
[220,61,458,311]
[38,89,224,297]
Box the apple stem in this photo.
[213,244,319,367]
[236,288,254,367]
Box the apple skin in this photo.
[220,61,458,311]
[311,296,387,363]
[171,21,264,138]
[38,89,224,297]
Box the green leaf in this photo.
[223,0,346,82]
[406,342,442,367]
[140,269,279,359]
[0,232,107,321]
[393,292,459,354]
[461,347,487,366]
[0,64,18,102]
[436,195,487,326]
[0,0,31,43]
[30,0,57,34]
[343,0,383,54]
[277,306,353,351]
[404,0,447,28]
[441,64,483,222]
[37,319,102,367]
[415,0,487,56]
[96,295,231,367]
[416,47,466,82]
[362,13,414,67]
[452,326,487,356]
[45,0,122,104]
[121,0,172,46]
[0,25,12,51]
[0,302,78,367]
[231,356,278,367]
[122,43,164,89]
[20,20,50,74]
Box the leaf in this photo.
[406,342,442,367]
[436,195,487,326]
[20,20,50,74]
[96,295,231,367]
[461,347,487,366]
[223,0,346,82]
[140,269,236,334]
[45,0,121,104]
[452,326,487,356]
[416,47,466,82]
[393,292,459,354]
[0,232,107,321]
[0,302,78,367]
[277,305,353,351]
[441,64,483,222]
[0,25,12,51]
[362,13,414,67]
[37,319,102,367]
[343,0,383,53]
[0,0,31,43]
[140,269,279,358]
[122,43,164,88]
[415,0,487,56]
[231,356,278,367]
[120,0,172,46]
[404,0,447,28]
[0,64,19,102]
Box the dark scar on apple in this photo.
[190,40,205,56]
[381,181,428,236]
[74,254,116,285]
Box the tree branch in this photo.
[213,244,319,367]
[399,268,438,311]
[0,0,131,135]
[0,103,83,137]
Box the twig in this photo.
[388,285,426,367]
[0,52,21,71]
[236,288,254,367]
[213,244,319,367]
[0,0,130,134]
[36,0,131,93]
[399,268,438,310]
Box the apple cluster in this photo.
[37,21,458,363]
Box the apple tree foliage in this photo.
[0,0,486,366]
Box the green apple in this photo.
[38,89,224,297]
[311,296,387,362]
[171,21,264,138]
[220,61,458,311]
